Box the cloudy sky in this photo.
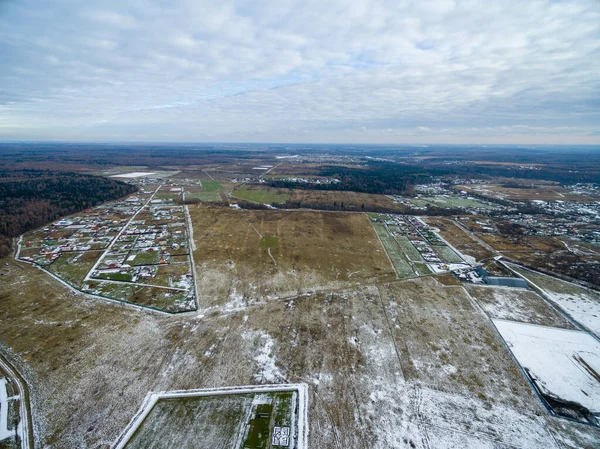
[1,0,599,143]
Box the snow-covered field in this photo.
[493,319,600,413]
[505,263,600,337]
[114,384,307,449]
[109,172,156,178]
[543,290,600,336]
[467,285,575,329]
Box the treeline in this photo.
[440,163,600,184]
[0,171,137,257]
[266,163,450,195]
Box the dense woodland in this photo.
[267,163,449,195]
[0,171,136,257]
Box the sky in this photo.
[0,0,599,144]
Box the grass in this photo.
[414,263,432,276]
[186,192,222,202]
[372,222,415,278]
[435,246,464,264]
[2,254,595,448]
[232,185,290,204]
[392,233,424,262]
[189,205,395,308]
[147,263,190,287]
[95,271,134,282]
[126,395,252,449]
[243,403,273,448]
[258,235,279,249]
[273,392,293,427]
[45,251,103,288]
[201,180,224,192]
[130,251,161,266]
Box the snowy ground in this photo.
[493,319,600,413]
[506,263,600,337]
[2,248,600,448]
[467,285,575,329]
[109,172,156,178]
[114,384,307,449]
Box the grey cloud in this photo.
[0,0,598,143]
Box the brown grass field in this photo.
[288,189,402,211]
[479,234,565,252]
[2,257,599,448]
[422,217,494,261]
[189,205,396,310]
[2,203,600,448]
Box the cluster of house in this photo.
[19,196,145,266]
[232,176,340,185]
[390,185,501,213]
[491,213,599,243]
[377,215,447,264]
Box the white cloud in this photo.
[0,0,598,142]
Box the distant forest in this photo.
[0,170,136,257]
[267,163,449,195]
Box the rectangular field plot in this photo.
[434,245,464,264]
[372,222,415,278]
[189,206,395,307]
[186,191,222,202]
[506,264,600,337]
[467,285,575,329]
[232,185,291,204]
[390,233,423,262]
[493,319,600,425]
[119,386,305,449]
[201,180,224,192]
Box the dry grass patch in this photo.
[189,205,395,309]
[423,217,493,261]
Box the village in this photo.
[17,184,198,313]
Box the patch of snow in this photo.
[494,319,600,412]
[110,172,156,178]
[544,291,600,336]
[243,331,285,383]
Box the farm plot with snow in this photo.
[507,264,600,337]
[3,213,600,448]
[466,285,576,329]
[494,319,600,425]
[121,388,301,449]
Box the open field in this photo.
[1,256,600,448]
[494,320,600,425]
[188,205,396,309]
[231,185,291,204]
[506,264,600,336]
[186,192,223,202]
[201,180,224,192]
[288,190,402,211]
[466,285,576,328]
